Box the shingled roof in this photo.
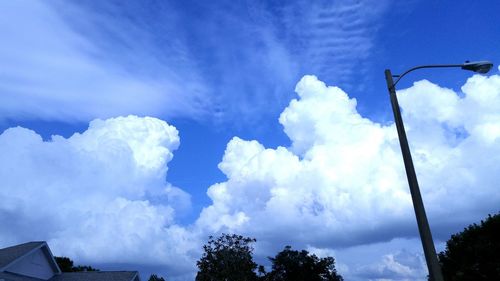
[0,242,48,271]
[0,271,46,281]
[0,242,139,281]
[50,272,139,281]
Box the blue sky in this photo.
[1,1,500,280]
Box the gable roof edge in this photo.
[130,271,140,281]
[0,242,61,275]
[41,243,62,275]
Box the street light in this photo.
[384,60,493,281]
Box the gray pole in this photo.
[384,69,444,281]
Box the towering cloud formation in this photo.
[0,116,196,268]
[198,76,412,248]
[1,74,499,281]
[197,75,500,278]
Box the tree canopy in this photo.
[148,274,166,281]
[196,234,260,281]
[195,234,343,281]
[437,213,500,281]
[54,256,99,272]
[265,246,343,281]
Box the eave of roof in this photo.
[0,271,46,281]
[49,271,139,281]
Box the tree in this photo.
[55,257,74,272]
[196,234,259,281]
[437,213,500,281]
[264,246,343,281]
[54,256,99,272]
[148,274,166,281]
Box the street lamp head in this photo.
[461,61,494,74]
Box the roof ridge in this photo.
[0,241,46,249]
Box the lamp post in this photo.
[384,61,493,281]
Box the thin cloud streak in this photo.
[276,0,389,89]
[0,0,390,126]
[0,1,211,123]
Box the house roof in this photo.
[0,242,139,281]
[0,242,47,271]
[0,241,61,276]
[49,271,139,281]
[0,271,46,281]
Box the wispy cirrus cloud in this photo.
[0,0,390,126]
[0,1,212,123]
[275,0,389,89]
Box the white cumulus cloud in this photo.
[198,75,412,248]
[355,249,427,281]
[0,116,198,270]
[196,74,500,277]
[1,73,500,280]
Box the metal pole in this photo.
[384,69,444,281]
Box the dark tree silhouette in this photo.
[196,234,259,281]
[148,273,166,281]
[264,246,343,281]
[55,257,74,272]
[439,214,500,281]
[437,213,500,281]
[54,256,99,272]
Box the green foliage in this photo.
[72,265,99,272]
[195,234,344,281]
[438,213,500,281]
[55,256,99,272]
[264,246,343,281]
[148,274,166,281]
[196,234,259,281]
[54,257,74,272]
